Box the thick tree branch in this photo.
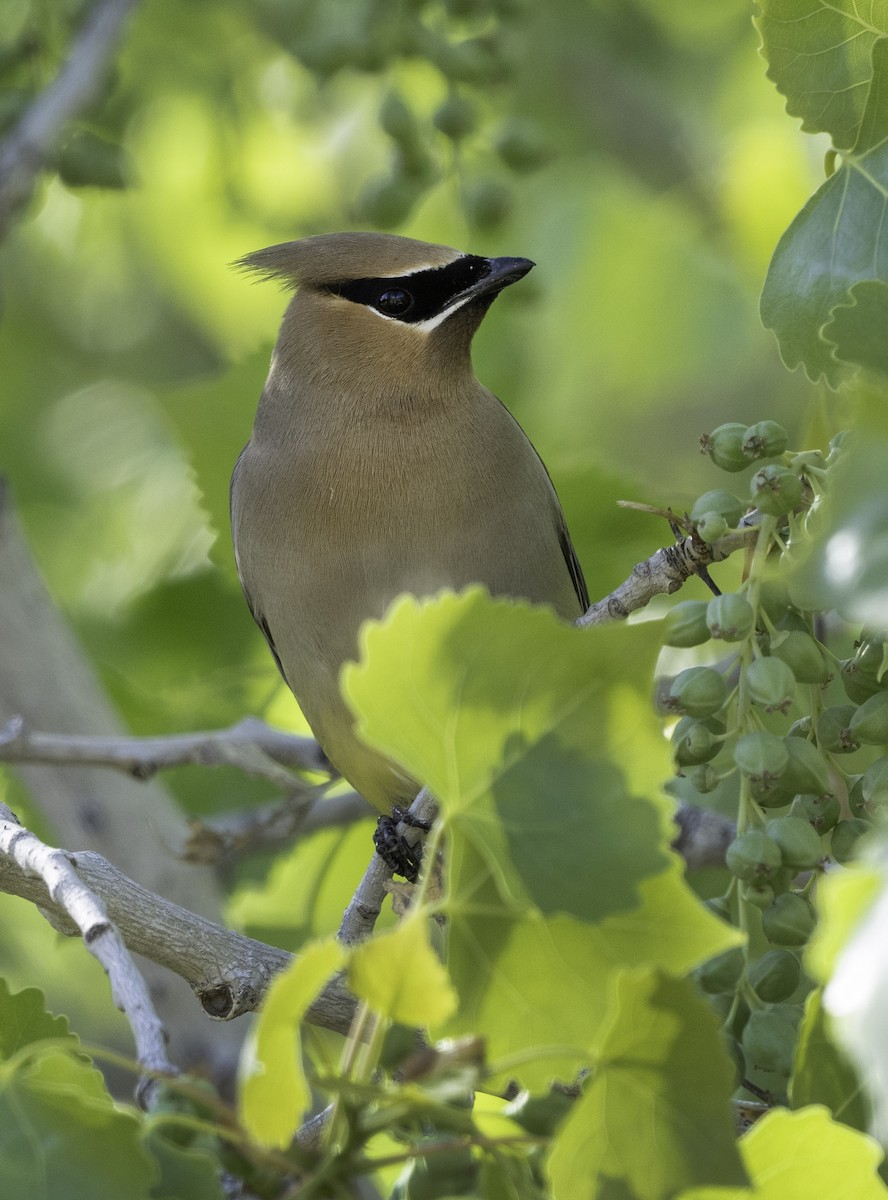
[0,833,357,1034]
[0,802,174,1103]
[0,0,139,237]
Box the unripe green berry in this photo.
[816,705,860,754]
[432,93,477,139]
[696,513,729,543]
[742,421,788,461]
[849,691,888,744]
[750,777,794,809]
[686,763,720,793]
[748,949,800,1003]
[494,117,551,172]
[746,657,796,714]
[841,657,884,704]
[771,631,831,685]
[706,593,755,642]
[380,91,416,142]
[788,716,813,738]
[742,1005,802,1076]
[831,818,871,864]
[701,423,748,472]
[743,881,776,909]
[672,718,719,766]
[766,816,823,870]
[463,177,511,229]
[668,667,728,718]
[862,756,888,808]
[750,464,804,516]
[848,776,866,818]
[792,792,840,833]
[781,736,831,796]
[690,490,745,527]
[663,600,711,648]
[695,946,746,995]
[734,730,789,783]
[725,829,782,882]
[761,892,815,946]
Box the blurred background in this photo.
[0,0,833,1056]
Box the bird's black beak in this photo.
[456,256,535,306]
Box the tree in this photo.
[1,0,888,1197]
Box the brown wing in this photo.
[230,445,287,681]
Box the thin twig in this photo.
[0,0,140,237]
[0,714,329,786]
[337,789,438,945]
[183,788,370,865]
[577,521,759,628]
[0,801,174,1104]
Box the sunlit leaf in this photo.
[787,432,888,623]
[682,1106,888,1199]
[349,915,457,1027]
[344,589,671,924]
[238,937,346,1149]
[546,971,746,1200]
[791,987,871,1132]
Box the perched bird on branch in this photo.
[231,232,587,818]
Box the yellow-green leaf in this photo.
[238,938,347,1149]
[349,916,457,1028]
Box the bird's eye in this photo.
[376,288,413,316]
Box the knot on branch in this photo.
[198,983,237,1020]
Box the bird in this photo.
[231,231,588,817]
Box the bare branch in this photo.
[0,802,174,1102]
[338,788,437,945]
[184,788,369,865]
[577,521,759,628]
[0,714,329,787]
[0,833,357,1035]
[0,0,139,237]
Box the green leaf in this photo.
[143,1126,225,1200]
[760,36,888,382]
[756,0,888,151]
[806,863,882,983]
[0,1047,156,1199]
[787,432,888,623]
[238,937,347,1149]
[546,971,747,1200]
[0,979,76,1060]
[344,589,670,924]
[791,987,871,1132]
[344,591,738,1087]
[348,914,458,1027]
[681,1105,888,1199]
[824,280,888,377]
[446,837,740,1088]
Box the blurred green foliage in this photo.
[0,0,817,737]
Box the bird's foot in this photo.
[374,805,432,882]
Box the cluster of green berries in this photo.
[253,0,545,229]
[669,420,885,1095]
[366,88,549,229]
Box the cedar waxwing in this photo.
[231,232,588,814]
